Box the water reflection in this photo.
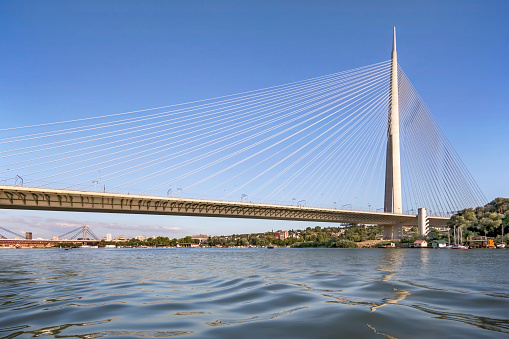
[376,248,405,274]
[6,319,194,338]
[367,324,397,339]
[418,248,430,271]
[412,304,509,334]
[1,248,508,338]
[206,306,307,327]
[370,249,410,312]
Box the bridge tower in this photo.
[383,27,403,239]
[82,225,87,241]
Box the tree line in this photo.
[447,197,508,243]
[206,225,383,248]
[54,197,509,248]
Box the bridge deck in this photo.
[0,185,449,227]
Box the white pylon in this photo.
[384,27,402,215]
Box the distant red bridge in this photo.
[0,238,101,248]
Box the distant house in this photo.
[413,240,428,248]
[432,240,447,248]
[177,243,200,248]
[290,232,301,238]
[331,229,346,236]
[274,230,289,240]
[191,234,209,244]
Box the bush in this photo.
[294,241,329,248]
[330,239,358,248]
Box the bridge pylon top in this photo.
[392,27,396,51]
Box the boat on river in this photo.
[451,244,469,249]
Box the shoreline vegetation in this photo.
[91,197,509,249]
[4,198,508,249]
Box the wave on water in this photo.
[1,248,508,338]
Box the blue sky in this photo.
[1,1,508,239]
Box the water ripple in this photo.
[206,306,308,326]
[1,248,508,338]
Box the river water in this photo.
[1,248,508,338]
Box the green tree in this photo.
[317,232,328,242]
[478,212,503,236]
[448,208,477,242]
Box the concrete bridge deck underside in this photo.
[0,186,449,230]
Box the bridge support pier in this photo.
[383,224,403,240]
[417,208,429,236]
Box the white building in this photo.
[191,234,209,244]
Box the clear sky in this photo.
[1,0,508,239]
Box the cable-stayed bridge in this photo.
[0,29,485,238]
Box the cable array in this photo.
[398,66,487,215]
[57,225,100,240]
[1,60,486,215]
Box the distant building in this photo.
[118,234,126,241]
[331,229,346,236]
[25,232,32,240]
[191,234,209,244]
[413,240,428,248]
[177,243,200,248]
[135,235,147,241]
[274,230,289,240]
[106,233,112,241]
[290,232,301,238]
[432,240,447,248]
